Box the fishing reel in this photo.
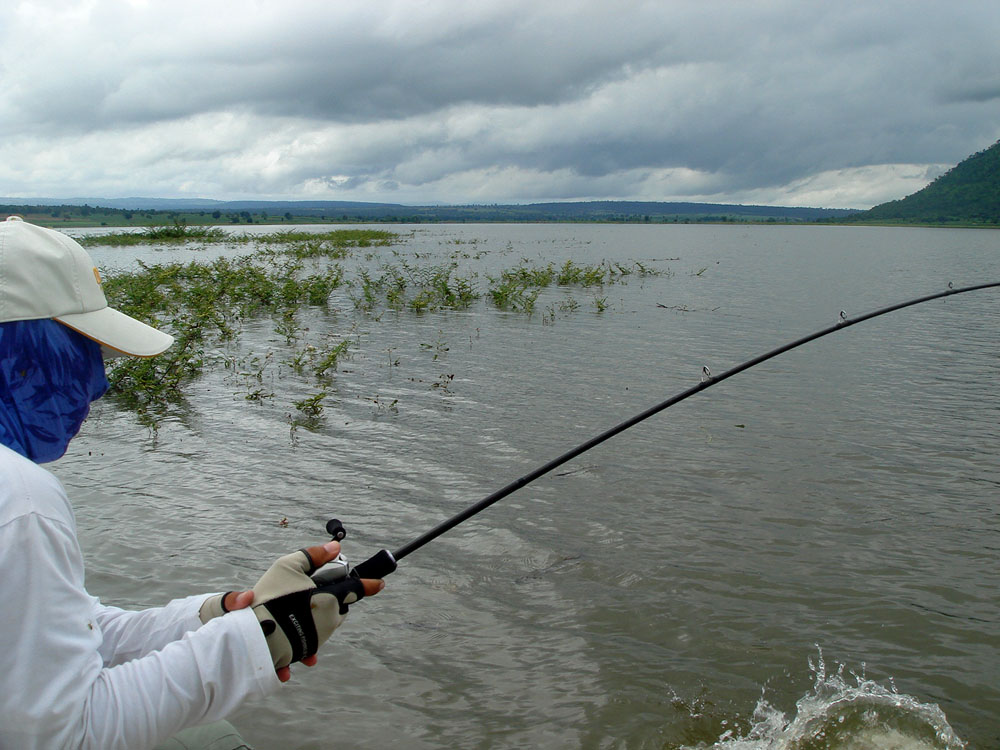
[311,518,398,586]
[310,518,350,586]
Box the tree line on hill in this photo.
[843,139,1000,225]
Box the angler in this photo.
[0,218,385,750]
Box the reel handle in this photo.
[325,518,347,541]
[311,518,397,585]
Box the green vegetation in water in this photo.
[314,340,352,377]
[350,261,479,314]
[289,390,330,432]
[81,221,228,246]
[268,229,396,246]
[81,225,397,249]
[487,258,662,314]
[293,391,328,418]
[102,248,347,423]
[96,229,669,428]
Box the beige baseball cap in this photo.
[0,216,173,357]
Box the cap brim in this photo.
[55,307,174,358]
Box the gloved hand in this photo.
[250,543,367,669]
[198,591,236,622]
[198,541,381,670]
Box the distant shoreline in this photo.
[2,201,995,230]
[20,217,1000,231]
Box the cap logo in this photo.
[93,267,103,286]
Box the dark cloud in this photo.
[1,0,999,207]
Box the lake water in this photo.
[55,223,999,749]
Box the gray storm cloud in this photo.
[1,0,998,208]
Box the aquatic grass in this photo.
[497,262,556,288]
[293,390,327,418]
[97,232,666,426]
[363,395,399,415]
[406,262,479,311]
[485,258,659,315]
[489,259,630,297]
[102,255,342,325]
[314,340,352,377]
[289,390,329,431]
[103,315,207,425]
[383,266,409,309]
[554,259,666,287]
[265,229,397,247]
[285,345,317,374]
[274,310,300,344]
[556,260,606,286]
[420,333,449,361]
[244,386,274,402]
[282,240,353,260]
[278,230,395,259]
[632,261,666,277]
[351,270,381,312]
[143,222,228,242]
[350,261,480,314]
[487,277,541,313]
[233,352,276,402]
[80,221,227,246]
[486,261,560,313]
[82,226,397,249]
[101,250,348,413]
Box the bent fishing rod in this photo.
[314,280,1000,585]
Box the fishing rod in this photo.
[314,280,1000,584]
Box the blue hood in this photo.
[0,319,108,463]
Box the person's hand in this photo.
[222,588,325,682]
[222,590,253,611]
[198,590,249,622]
[251,541,354,669]
[199,541,383,682]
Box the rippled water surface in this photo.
[56,224,999,748]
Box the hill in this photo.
[851,140,1000,224]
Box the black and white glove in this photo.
[250,548,366,668]
[198,546,367,668]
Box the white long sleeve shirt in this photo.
[0,444,280,749]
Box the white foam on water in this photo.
[692,650,966,750]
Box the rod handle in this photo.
[350,549,398,580]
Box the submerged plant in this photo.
[101,249,351,414]
[351,261,480,314]
[293,390,328,418]
[82,226,395,249]
[266,229,396,248]
[556,260,606,286]
[314,340,352,377]
[79,221,227,247]
[92,228,665,428]
[363,395,399,415]
[487,277,540,313]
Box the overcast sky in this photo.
[2,1,998,209]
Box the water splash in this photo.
[695,650,966,750]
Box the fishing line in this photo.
[328,280,1000,581]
